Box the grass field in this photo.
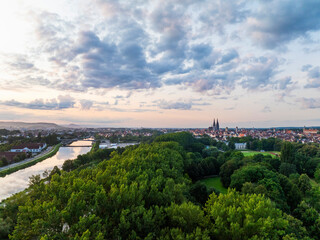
[241,150,280,158]
[200,177,228,194]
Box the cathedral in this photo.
[209,118,220,132]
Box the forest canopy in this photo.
[1,132,320,239]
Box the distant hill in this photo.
[0,121,66,130]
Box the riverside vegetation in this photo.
[1,132,320,239]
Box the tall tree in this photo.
[281,142,295,164]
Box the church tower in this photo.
[213,119,216,131]
[216,119,220,131]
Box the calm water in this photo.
[0,141,91,202]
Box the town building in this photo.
[10,143,47,153]
[303,128,318,135]
[235,143,247,150]
[209,118,220,132]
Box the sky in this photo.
[0,0,320,128]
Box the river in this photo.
[0,140,91,202]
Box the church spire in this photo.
[213,119,216,130]
[216,118,220,131]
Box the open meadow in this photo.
[241,150,280,158]
[200,176,228,194]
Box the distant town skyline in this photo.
[0,0,320,128]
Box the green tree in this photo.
[219,160,242,188]
[294,201,320,239]
[154,132,195,149]
[278,174,302,210]
[314,166,320,183]
[205,189,306,239]
[230,164,277,191]
[279,163,297,177]
[189,181,210,206]
[165,202,207,233]
[281,142,295,164]
[298,174,312,195]
[13,155,20,163]
[0,217,14,239]
[37,132,42,142]
[1,156,8,165]
[228,141,235,150]
[62,159,75,172]
[305,158,320,177]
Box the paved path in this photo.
[0,146,53,172]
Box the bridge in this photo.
[61,138,95,142]
[63,145,93,147]
[60,138,95,147]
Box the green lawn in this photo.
[241,150,280,158]
[200,177,227,194]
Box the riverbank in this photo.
[0,144,61,177]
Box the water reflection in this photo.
[0,141,91,201]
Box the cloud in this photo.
[153,98,210,110]
[247,0,320,49]
[34,11,75,57]
[114,92,132,99]
[276,76,293,90]
[218,49,239,64]
[304,66,320,88]
[190,44,212,61]
[298,98,320,109]
[0,95,75,110]
[7,55,34,70]
[262,106,271,113]
[301,64,312,72]
[72,29,161,90]
[80,100,93,110]
[0,111,36,120]
[0,0,309,99]
[28,8,245,94]
[199,0,248,34]
[57,115,128,126]
[157,100,192,110]
[241,56,279,89]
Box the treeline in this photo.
[0,129,20,137]
[0,153,30,168]
[106,130,163,144]
[1,132,320,239]
[228,136,282,151]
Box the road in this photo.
[0,146,53,172]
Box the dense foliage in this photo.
[1,132,320,239]
[107,130,162,144]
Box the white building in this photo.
[10,143,47,153]
[235,143,247,150]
